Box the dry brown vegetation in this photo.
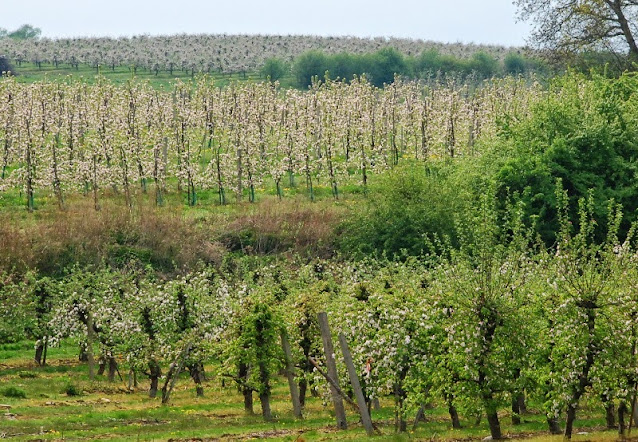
[0,199,221,276]
[0,195,345,276]
[217,198,344,257]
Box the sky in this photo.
[3,0,531,47]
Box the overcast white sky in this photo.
[3,0,531,46]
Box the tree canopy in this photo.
[515,0,638,65]
[0,24,41,40]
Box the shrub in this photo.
[468,51,500,78]
[337,163,464,259]
[63,382,82,397]
[2,386,26,398]
[293,51,329,88]
[492,72,638,244]
[260,58,288,82]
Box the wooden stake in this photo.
[338,333,374,436]
[86,311,96,381]
[281,330,303,418]
[317,312,347,430]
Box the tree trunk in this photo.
[547,415,561,434]
[149,360,161,398]
[188,363,205,397]
[619,401,628,436]
[604,400,616,429]
[512,395,521,425]
[107,357,117,382]
[565,403,578,439]
[97,357,106,376]
[611,0,638,60]
[447,394,462,429]
[243,389,254,414]
[34,341,45,366]
[517,393,527,414]
[486,408,502,440]
[86,312,96,381]
[239,362,253,414]
[259,392,273,422]
[413,405,427,430]
[299,379,307,407]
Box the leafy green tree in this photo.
[504,52,528,75]
[337,163,464,259]
[493,72,638,244]
[435,193,533,440]
[260,58,288,82]
[293,51,329,88]
[515,0,638,66]
[8,24,41,40]
[468,51,500,78]
[326,52,361,81]
[366,47,407,87]
[543,186,628,439]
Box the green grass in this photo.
[0,341,623,441]
[9,62,297,89]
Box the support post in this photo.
[281,330,303,418]
[317,312,347,430]
[338,333,375,436]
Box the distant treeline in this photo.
[262,48,547,87]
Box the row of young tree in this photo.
[0,74,540,210]
[2,184,638,440]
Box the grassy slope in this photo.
[0,341,618,441]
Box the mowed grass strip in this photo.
[0,341,622,441]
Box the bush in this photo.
[63,382,82,396]
[365,47,408,87]
[2,386,26,398]
[504,52,527,75]
[337,163,465,259]
[468,51,500,78]
[260,58,288,82]
[293,51,329,88]
[492,72,638,244]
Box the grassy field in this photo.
[0,341,624,441]
[8,62,295,89]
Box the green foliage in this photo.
[259,58,288,82]
[63,381,82,396]
[503,52,548,76]
[492,72,638,244]
[2,386,27,398]
[326,52,363,81]
[412,49,465,77]
[365,47,408,87]
[468,51,500,78]
[293,48,545,88]
[504,52,528,75]
[337,163,464,259]
[293,48,407,88]
[292,50,328,88]
[6,24,41,40]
